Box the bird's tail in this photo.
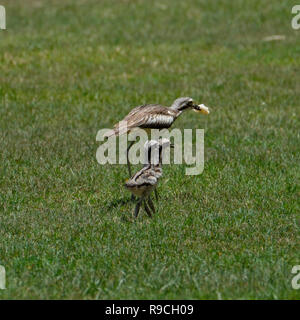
[104,121,131,138]
[103,128,118,138]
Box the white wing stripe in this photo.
[145,115,174,125]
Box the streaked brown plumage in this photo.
[105,97,209,179]
[105,97,209,138]
[125,139,172,218]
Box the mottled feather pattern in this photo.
[125,166,158,188]
[124,162,163,198]
[107,104,180,137]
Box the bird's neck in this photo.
[170,103,190,112]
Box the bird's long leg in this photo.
[147,196,155,214]
[143,200,152,218]
[134,198,142,218]
[127,140,136,201]
[126,140,135,178]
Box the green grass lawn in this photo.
[0,0,299,299]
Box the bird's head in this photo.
[144,140,160,166]
[144,140,159,151]
[158,138,174,150]
[171,97,195,111]
[171,97,210,115]
[158,138,174,165]
[143,139,174,166]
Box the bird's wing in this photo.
[106,105,178,137]
[136,174,157,186]
[120,104,150,121]
[121,105,177,128]
[125,172,157,188]
[133,167,158,186]
[104,105,149,137]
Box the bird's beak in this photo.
[193,104,210,115]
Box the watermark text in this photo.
[0,265,5,290]
[0,5,6,30]
[292,5,300,30]
[96,126,205,176]
[291,265,300,289]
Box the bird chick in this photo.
[125,139,172,218]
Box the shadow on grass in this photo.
[104,197,141,223]
[105,197,133,211]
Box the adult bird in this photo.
[125,139,173,218]
[105,97,210,178]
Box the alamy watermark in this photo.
[292,5,300,30]
[291,265,300,289]
[96,126,205,176]
[0,265,5,290]
[0,5,6,30]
